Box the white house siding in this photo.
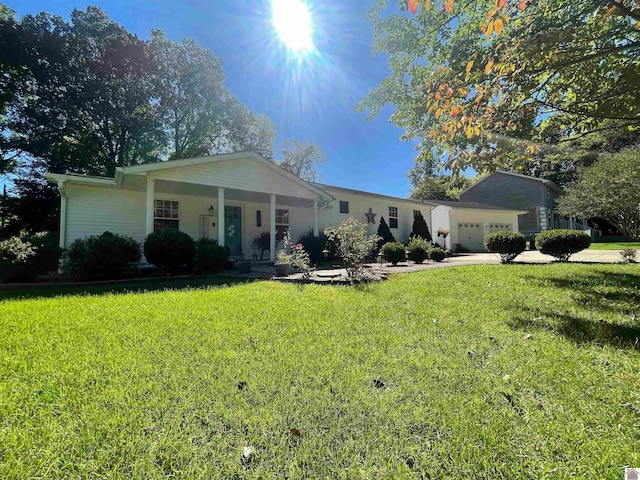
[430,206,452,249]
[65,183,147,248]
[64,183,314,259]
[318,187,433,243]
[148,158,317,199]
[448,209,520,251]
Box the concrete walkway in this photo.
[246,249,627,279]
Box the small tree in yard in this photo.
[325,218,380,279]
[410,211,432,242]
[558,148,640,240]
[485,231,526,264]
[376,217,395,252]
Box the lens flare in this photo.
[272,0,314,54]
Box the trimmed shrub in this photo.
[0,231,60,282]
[407,236,430,264]
[381,241,406,265]
[410,212,433,242]
[484,230,526,263]
[535,229,591,262]
[376,217,396,253]
[297,230,334,265]
[66,232,140,281]
[428,247,446,262]
[194,238,230,273]
[144,230,196,273]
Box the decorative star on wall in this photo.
[365,207,377,224]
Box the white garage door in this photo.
[489,223,513,233]
[457,223,485,251]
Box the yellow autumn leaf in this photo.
[494,18,504,33]
[486,19,494,37]
[466,60,474,74]
[485,60,494,75]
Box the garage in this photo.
[489,223,513,233]
[457,222,485,251]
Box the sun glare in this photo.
[272,0,314,54]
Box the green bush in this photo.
[381,242,406,265]
[428,247,446,262]
[0,231,60,282]
[410,212,432,242]
[376,217,396,253]
[484,230,526,263]
[144,230,196,274]
[407,237,430,264]
[325,218,380,279]
[66,232,140,281]
[194,238,230,273]
[535,229,591,262]
[297,230,334,265]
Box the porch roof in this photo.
[116,151,333,202]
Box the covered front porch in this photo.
[142,177,323,262]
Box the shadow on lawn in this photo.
[0,275,256,301]
[509,268,640,349]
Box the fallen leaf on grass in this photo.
[524,334,533,340]
[241,446,254,464]
[289,428,301,436]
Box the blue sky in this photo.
[6,0,422,198]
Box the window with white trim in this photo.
[154,200,179,232]
[276,208,289,240]
[389,206,398,229]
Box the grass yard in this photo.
[590,242,640,250]
[1,264,639,479]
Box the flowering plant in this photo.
[290,242,311,278]
[324,218,380,279]
[436,227,450,238]
[276,230,292,264]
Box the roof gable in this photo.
[459,170,563,197]
[118,152,331,200]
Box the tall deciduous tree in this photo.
[558,147,640,239]
[150,30,248,160]
[358,0,640,172]
[279,139,326,181]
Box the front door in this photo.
[224,205,242,257]
[199,215,217,240]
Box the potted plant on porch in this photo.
[274,230,292,277]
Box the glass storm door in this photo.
[224,205,242,257]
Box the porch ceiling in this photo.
[151,178,315,207]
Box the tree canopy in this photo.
[558,147,640,240]
[358,0,640,172]
[0,5,276,178]
[279,139,326,182]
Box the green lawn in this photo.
[1,265,639,479]
[590,242,640,250]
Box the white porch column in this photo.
[313,198,319,236]
[217,188,225,247]
[57,181,67,273]
[146,177,155,236]
[270,194,276,262]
